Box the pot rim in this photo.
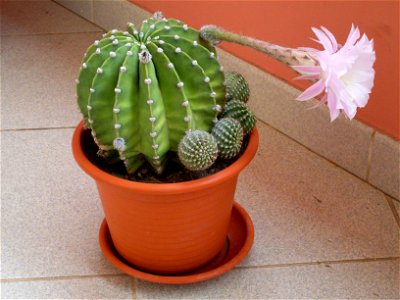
[72,120,259,194]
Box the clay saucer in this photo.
[98,201,254,284]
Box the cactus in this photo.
[212,118,243,159]
[76,12,225,174]
[225,72,250,103]
[222,100,256,135]
[178,130,218,171]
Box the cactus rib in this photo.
[222,100,256,135]
[76,14,226,174]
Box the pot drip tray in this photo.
[99,201,254,284]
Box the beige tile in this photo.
[93,0,151,31]
[1,33,103,129]
[136,259,399,299]
[1,276,132,299]
[237,123,398,266]
[218,50,373,179]
[54,0,94,22]
[1,129,120,278]
[0,0,100,35]
[369,132,400,200]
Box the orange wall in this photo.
[131,1,400,140]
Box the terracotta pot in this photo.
[72,121,259,275]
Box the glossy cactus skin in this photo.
[212,117,243,159]
[225,72,250,103]
[76,15,225,174]
[178,130,218,171]
[222,100,256,135]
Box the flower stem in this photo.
[200,25,317,68]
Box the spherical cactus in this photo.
[225,72,250,103]
[212,118,243,159]
[76,13,226,174]
[222,100,256,135]
[178,130,218,171]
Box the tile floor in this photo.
[1,1,399,299]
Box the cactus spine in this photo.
[225,72,250,103]
[178,130,218,171]
[76,13,225,174]
[222,100,256,135]
[212,118,243,159]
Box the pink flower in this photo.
[294,25,376,121]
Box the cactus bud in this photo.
[178,130,218,171]
[212,118,243,159]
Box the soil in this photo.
[82,129,249,183]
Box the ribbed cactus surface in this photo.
[222,100,256,135]
[178,130,218,171]
[212,118,243,159]
[225,71,250,103]
[76,13,225,174]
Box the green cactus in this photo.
[222,100,256,135]
[225,72,250,103]
[178,130,218,171]
[76,12,225,174]
[212,117,243,159]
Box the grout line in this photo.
[1,31,103,38]
[256,118,399,202]
[51,0,107,32]
[392,197,400,204]
[2,257,398,284]
[237,256,400,270]
[385,195,400,228]
[0,273,126,283]
[0,126,76,132]
[131,278,137,299]
[366,130,376,181]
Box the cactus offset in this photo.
[222,100,256,135]
[178,130,218,171]
[225,72,250,103]
[76,14,225,174]
[212,118,243,159]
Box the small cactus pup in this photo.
[212,118,243,159]
[222,100,256,135]
[225,72,250,103]
[178,130,219,171]
[76,11,226,175]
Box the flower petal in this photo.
[294,74,320,81]
[307,94,328,110]
[296,79,325,101]
[327,91,340,121]
[292,65,321,75]
[344,24,360,48]
[341,100,357,119]
[321,26,338,52]
[312,27,334,53]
